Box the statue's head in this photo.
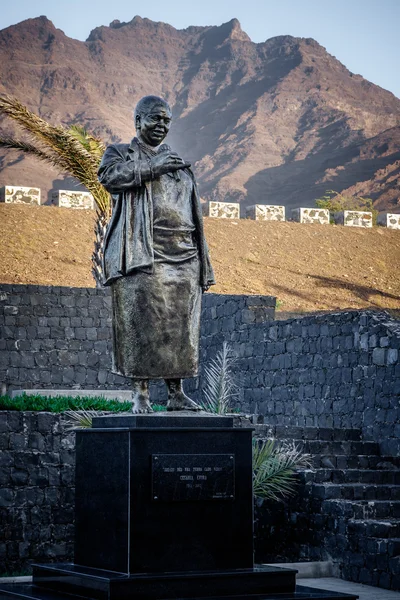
[134,95,172,147]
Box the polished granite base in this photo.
[74,416,254,574]
[0,564,358,600]
[0,582,358,600]
[29,563,296,600]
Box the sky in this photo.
[1,0,399,98]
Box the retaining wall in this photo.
[1,285,399,453]
[0,284,275,402]
[0,412,75,573]
[203,310,400,455]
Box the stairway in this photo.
[254,425,400,591]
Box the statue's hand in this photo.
[151,151,191,176]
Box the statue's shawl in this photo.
[98,138,215,289]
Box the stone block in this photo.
[245,205,285,221]
[204,201,240,219]
[372,347,386,366]
[334,210,373,228]
[387,349,398,365]
[291,208,329,224]
[377,213,400,229]
[52,189,94,209]
[0,185,41,205]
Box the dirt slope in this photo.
[1,205,399,316]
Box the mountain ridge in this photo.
[0,15,399,212]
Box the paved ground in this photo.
[301,577,400,600]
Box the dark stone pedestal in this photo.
[75,413,254,575]
[0,413,358,600]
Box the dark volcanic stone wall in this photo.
[0,284,275,398]
[203,310,400,455]
[0,411,75,573]
[0,284,399,453]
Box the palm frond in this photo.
[68,125,106,160]
[92,210,108,287]
[200,342,237,414]
[0,95,112,285]
[63,409,105,431]
[253,438,312,501]
[0,136,91,176]
[0,95,111,215]
[0,137,54,161]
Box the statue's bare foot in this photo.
[131,379,153,413]
[131,393,153,413]
[167,392,202,412]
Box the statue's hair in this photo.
[134,96,171,124]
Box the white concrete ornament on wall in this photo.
[335,211,373,228]
[246,205,285,221]
[291,207,330,225]
[0,185,41,205]
[205,201,240,219]
[52,190,94,209]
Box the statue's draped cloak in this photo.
[98,138,215,379]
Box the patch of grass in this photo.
[0,393,132,413]
[0,393,169,413]
[0,570,31,578]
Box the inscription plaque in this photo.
[152,454,235,502]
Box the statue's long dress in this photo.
[110,169,201,379]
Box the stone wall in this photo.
[215,310,399,456]
[1,285,399,453]
[0,285,275,403]
[2,412,399,589]
[1,287,400,582]
[0,411,75,574]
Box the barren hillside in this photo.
[1,205,399,316]
[0,16,399,212]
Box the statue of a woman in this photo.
[98,96,215,413]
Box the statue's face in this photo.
[137,105,172,146]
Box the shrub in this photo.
[315,190,378,225]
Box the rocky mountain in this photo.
[0,15,399,211]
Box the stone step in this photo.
[301,469,400,485]
[345,536,400,558]
[312,483,400,501]
[322,499,400,520]
[298,440,380,456]
[253,435,380,457]
[312,455,400,470]
[347,519,400,539]
[272,426,362,442]
[254,425,362,442]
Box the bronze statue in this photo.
[98,96,215,413]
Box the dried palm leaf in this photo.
[200,342,237,414]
